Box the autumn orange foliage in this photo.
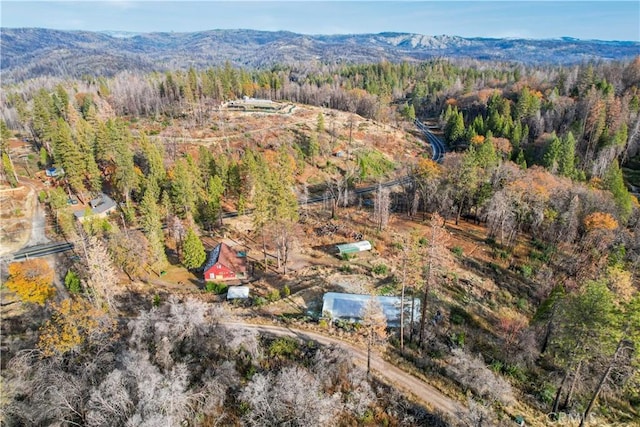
[508,166,558,202]
[5,259,55,305]
[416,158,441,179]
[583,212,619,232]
[531,90,544,99]
[470,135,485,145]
[38,298,116,357]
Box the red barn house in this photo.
[202,243,248,281]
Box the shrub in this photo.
[537,383,556,405]
[520,264,533,279]
[267,289,281,302]
[152,294,161,307]
[253,296,266,307]
[488,262,501,274]
[339,264,352,273]
[450,306,471,325]
[490,360,504,373]
[516,297,528,310]
[505,364,528,383]
[378,283,397,295]
[450,332,465,347]
[372,263,389,275]
[451,246,464,256]
[268,337,298,358]
[356,149,395,180]
[282,284,291,297]
[340,253,354,261]
[205,281,228,294]
[64,270,82,294]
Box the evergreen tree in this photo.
[1,119,17,186]
[543,133,562,172]
[2,152,18,187]
[308,131,320,159]
[198,146,214,182]
[472,131,499,170]
[0,119,11,149]
[75,118,102,193]
[604,161,633,222]
[140,133,166,191]
[52,118,86,196]
[170,158,197,218]
[558,132,576,178]
[139,185,167,271]
[201,175,225,230]
[317,112,325,133]
[182,227,206,270]
[550,280,619,415]
[470,115,485,136]
[445,110,465,145]
[401,103,416,120]
[52,84,69,119]
[31,89,54,146]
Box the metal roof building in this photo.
[322,292,421,327]
[227,286,250,300]
[74,193,117,221]
[336,240,372,255]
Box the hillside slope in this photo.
[1,28,639,82]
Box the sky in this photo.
[1,1,639,41]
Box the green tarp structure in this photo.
[336,240,372,255]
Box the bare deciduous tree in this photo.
[446,348,515,405]
[373,184,391,231]
[360,297,388,376]
[418,213,450,346]
[83,235,119,311]
[240,366,341,427]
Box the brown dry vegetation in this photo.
[0,185,34,255]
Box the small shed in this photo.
[336,240,372,255]
[227,286,250,300]
[45,167,64,177]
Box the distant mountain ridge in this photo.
[1,27,638,82]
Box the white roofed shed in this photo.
[336,240,372,255]
[227,286,250,300]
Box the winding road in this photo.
[415,119,446,162]
[222,321,464,417]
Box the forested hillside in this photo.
[2,28,640,82]
[1,55,639,426]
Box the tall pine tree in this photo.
[182,227,206,270]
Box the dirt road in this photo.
[222,321,465,417]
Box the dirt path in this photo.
[26,192,49,247]
[222,321,465,417]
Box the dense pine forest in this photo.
[1,56,639,426]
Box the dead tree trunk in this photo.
[579,339,625,427]
[400,254,407,352]
[562,359,581,409]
